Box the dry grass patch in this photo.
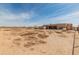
[23,42,36,48]
[12,38,22,46]
[13,40,21,46]
[23,40,47,48]
[24,36,37,41]
[11,29,48,48]
[55,30,63,34]
[38,40,47,44]
[20,32,37,36]
[37,33,49,39]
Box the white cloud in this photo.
[0,10,33,20]
[0,9,35,26]
[50,11,79,20]
[49,11,79,24]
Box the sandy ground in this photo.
[0,27,79,55]
[74,31,79,55]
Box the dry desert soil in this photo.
[0,27,79,55]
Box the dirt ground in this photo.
[0,27,79,55]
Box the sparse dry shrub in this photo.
[13,40,21,46]
[28,36,37,39]
[28,36,38,40]
[55,30,63,34]
[12,38,22,46]
[15,38,21,40]
[37,34,49,39]
[23,42,36,48]
[23,43,30,48]
[37,30,45,33]
[23,39,46,48]
[47,30,53,34]
[30,48,35,51]
[38,40,47,44]
[12,29,48,48]
[24,36,38,41]
[27,42,36,45]
[23,36,47,48]
[20,32,37,36]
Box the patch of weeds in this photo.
[38,34,49,39]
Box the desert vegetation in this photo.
[0,27,79,55]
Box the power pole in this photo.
[72,27,76,55]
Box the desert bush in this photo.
[12,38,22,46]
[55,30,63,34]
[20,32,37,36]
[37,34,49,39]
[30,48,35,51]
[13,40,21,46]
[48,30,53,34]
[23,40,46,48]
[23,42,36,48]
[11,29,48,48]
[24,36,38,41]
[38,40,47,44]
[14,38,21,41]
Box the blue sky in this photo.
[0,3,79,26]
